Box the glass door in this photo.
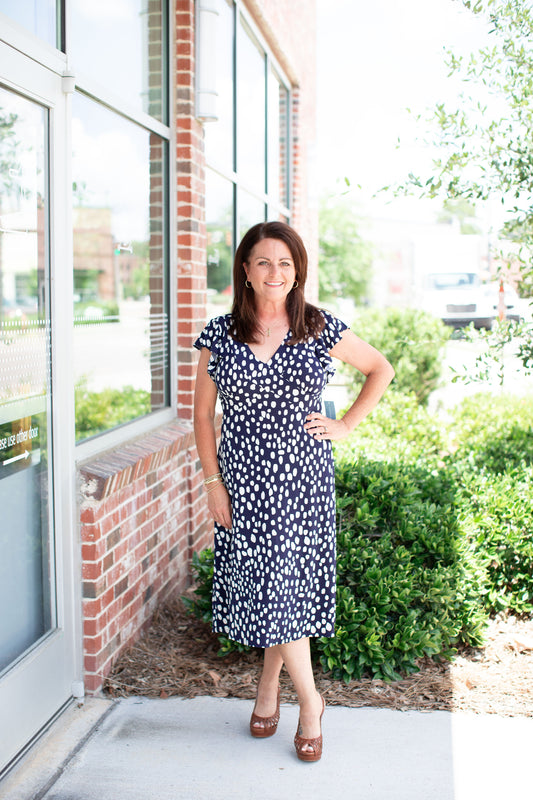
[0,48,79,775]
[0,87,54,675]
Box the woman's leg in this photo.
[251,644,284,731]
[278,637,323,749]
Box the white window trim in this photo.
[0,12,66,74]
[71,80,171,139]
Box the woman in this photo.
[194,221,394,762]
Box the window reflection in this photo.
[204,0,234,172]
[268,70,289,208]
[70,0,166,122]
[204,7,290,302]
[0,87,53,671]
[238,189,265,241]
[0,0,58,48]
[237,17,265,191]
[72,94,168,442]
[206,170,233,315]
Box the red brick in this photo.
[83,619,99,637]
[82,541,106,562]
[84,633,105,655]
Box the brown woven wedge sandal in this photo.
[250,687,281,738]
[294,694,325,762]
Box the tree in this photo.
[318,197,373,304]
[402,0,533,257]
[437,198,482,234]
[394,0,533,379]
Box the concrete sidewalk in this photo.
[2,696,532,800]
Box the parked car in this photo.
[420,271,495,329]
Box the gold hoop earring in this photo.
[293,280,299,289]
[245,280,252,288]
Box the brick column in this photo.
[176,0,207,421]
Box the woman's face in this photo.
[243,238,296,306]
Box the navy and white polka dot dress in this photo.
[194,309,348,648]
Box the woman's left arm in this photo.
[305,328,395,441]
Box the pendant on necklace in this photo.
[266,327,270,337]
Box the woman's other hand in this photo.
[207,483,233,529]
[304,414,350,441]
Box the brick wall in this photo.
[79,423,211,692]
[176,0,207,420]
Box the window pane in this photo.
[204,0,234,172]
[238,189,265,241]
[0,0,58,47]
[267,208,289,225]
[268,70,289,208]
[72,94,169,442]
[0,88,54,670]
[70,0,166,122]
[236,17,265,191]
[206,169,233,315]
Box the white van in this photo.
[420,271,496,329]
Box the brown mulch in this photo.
[105,597,533,718]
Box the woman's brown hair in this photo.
[229,221,325,344]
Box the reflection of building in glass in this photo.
[73,207,115,303]
[72,208,145,304]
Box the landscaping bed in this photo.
[105,598,533,718]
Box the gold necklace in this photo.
[258,321,288,337]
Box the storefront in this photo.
[0,0,317,775]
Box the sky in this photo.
[316,0,493,221]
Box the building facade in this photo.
[0,0,318,775]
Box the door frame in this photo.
[0,41,81,775]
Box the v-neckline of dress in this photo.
[244,329,291,365]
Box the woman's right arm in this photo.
[193,347,232,529]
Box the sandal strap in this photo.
[250,708,280,727]
[294,732,323,756]
[250,687,280,734]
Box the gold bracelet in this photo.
[206,479,224,494]
[203,472,222,486]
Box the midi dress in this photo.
[194,309,348,648]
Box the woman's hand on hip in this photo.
[207,483,232,529]
[304,413,350,441]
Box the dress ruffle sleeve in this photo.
[193,314,230,380]
[315,309,349,382]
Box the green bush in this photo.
[448,392,533,473]
[75,378,151,440]
[74,300,120,324]
[347,307,450,404]
[336,391,447,465]
[313,456,487,682]
[183,550,254,657]
[458,469,533,616]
